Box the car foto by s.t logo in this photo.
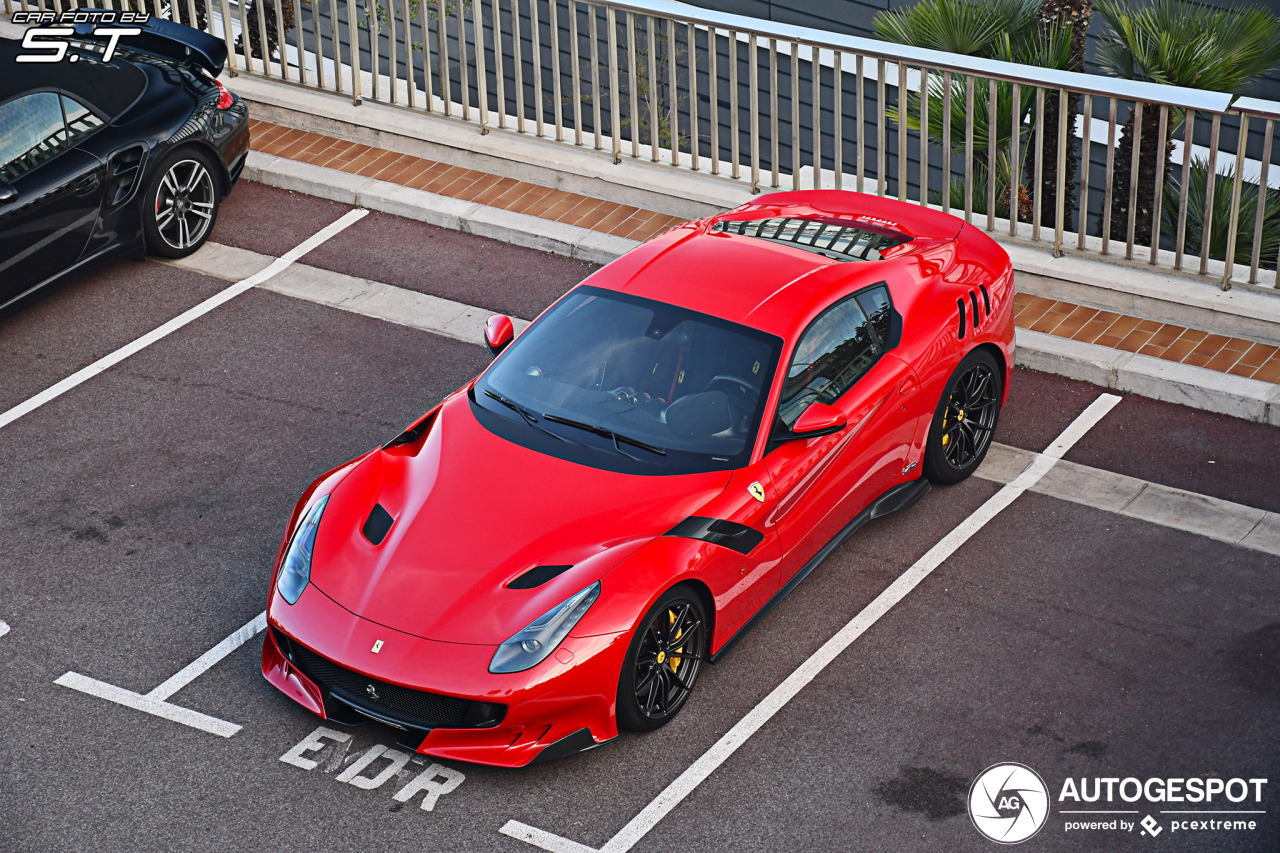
[969,763,1051,844]
[12,9,148,64]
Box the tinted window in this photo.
[855,285,893,349]
[61,95,103,145]
[474,287,782,474]
[777,296,881,427]
[0,92,67,182]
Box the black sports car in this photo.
[0,19,249,311]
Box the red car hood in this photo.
[308,393,731,644]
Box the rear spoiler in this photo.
[72,17,227,77]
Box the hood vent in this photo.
[362,504,395,546]
[507,565,572,589]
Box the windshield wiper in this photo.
[483,389,572,444]
[542,413,668,460]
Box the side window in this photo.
[0,92,69,183]
[855,285,894,350]
[61,95,104,146]
[776,295,881,428]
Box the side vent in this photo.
[362,504,395,546]
[107,145,146,207]
[957,287,991,340]
[665,517,764,555]
[507,565,573,589]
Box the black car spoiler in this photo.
[72,17,228,77]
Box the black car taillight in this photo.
[214,78,233,110]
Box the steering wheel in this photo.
[706,375,759,433]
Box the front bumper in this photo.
[263,583,628,768]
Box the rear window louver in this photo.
[712,217,911,262]
[957,285,992,340]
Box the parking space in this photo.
[1,193,1277,852]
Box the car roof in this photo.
[599,190,964,339]
[0,37,146,116]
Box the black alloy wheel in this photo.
[617,586,707,732]
[923,348,1003,485]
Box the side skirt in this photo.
[708,477,931,664]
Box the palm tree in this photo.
[874,0,1038,57]
[1094,0,1280,248]
[875,0,1071,220]
[1024,0,1093,230]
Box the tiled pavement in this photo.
[249,119,1280,387]
[1013,294,1280,384]
[248,119,686,243]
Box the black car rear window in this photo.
[0,39,145,119]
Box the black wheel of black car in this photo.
[923,348,1003,485]
[617,586,707,732]
[143,148,220,259]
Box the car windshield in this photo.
[472,287,782,474]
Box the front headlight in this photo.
[489,582,601,674]
[276,495,329,605]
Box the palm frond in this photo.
[1164,158,1280,269]
[873,0,1038,58]
[1095,0,1280,92]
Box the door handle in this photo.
[73,174,100,195]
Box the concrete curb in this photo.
[246,151,638,266]
[1014,328,1280,425]
[248,152,1280,427]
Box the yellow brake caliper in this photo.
[667,609,683,673]
[941,399,964,449]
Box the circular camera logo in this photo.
[968,763,1050,844]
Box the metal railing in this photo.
[10,0,1279,290]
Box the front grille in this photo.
[276,630,504,730]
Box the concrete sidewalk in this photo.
[244,117,1280,426]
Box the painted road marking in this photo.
[171,245,1279,555]
[166,240,531,343]
[976,445,1280,556]
[0,620,9,639]
[281,726,466,811]
[54,672,242,738]
[147,611,267,702]
[0,209,367,433]
[55,611,267,738]
[502,393,1122,853]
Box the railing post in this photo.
[1223,113,1249,291]
[1200,113,1221,277]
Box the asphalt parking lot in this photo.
[1,184,1277,852]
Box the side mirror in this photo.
[789,403,847,439]
[0,182,17,204]
[484,314,514,356]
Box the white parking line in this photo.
[147,611,267,702]
[0,209,367,433]
[55,611,267,738]
[54,672,243,738]
[502,393,1122,853]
